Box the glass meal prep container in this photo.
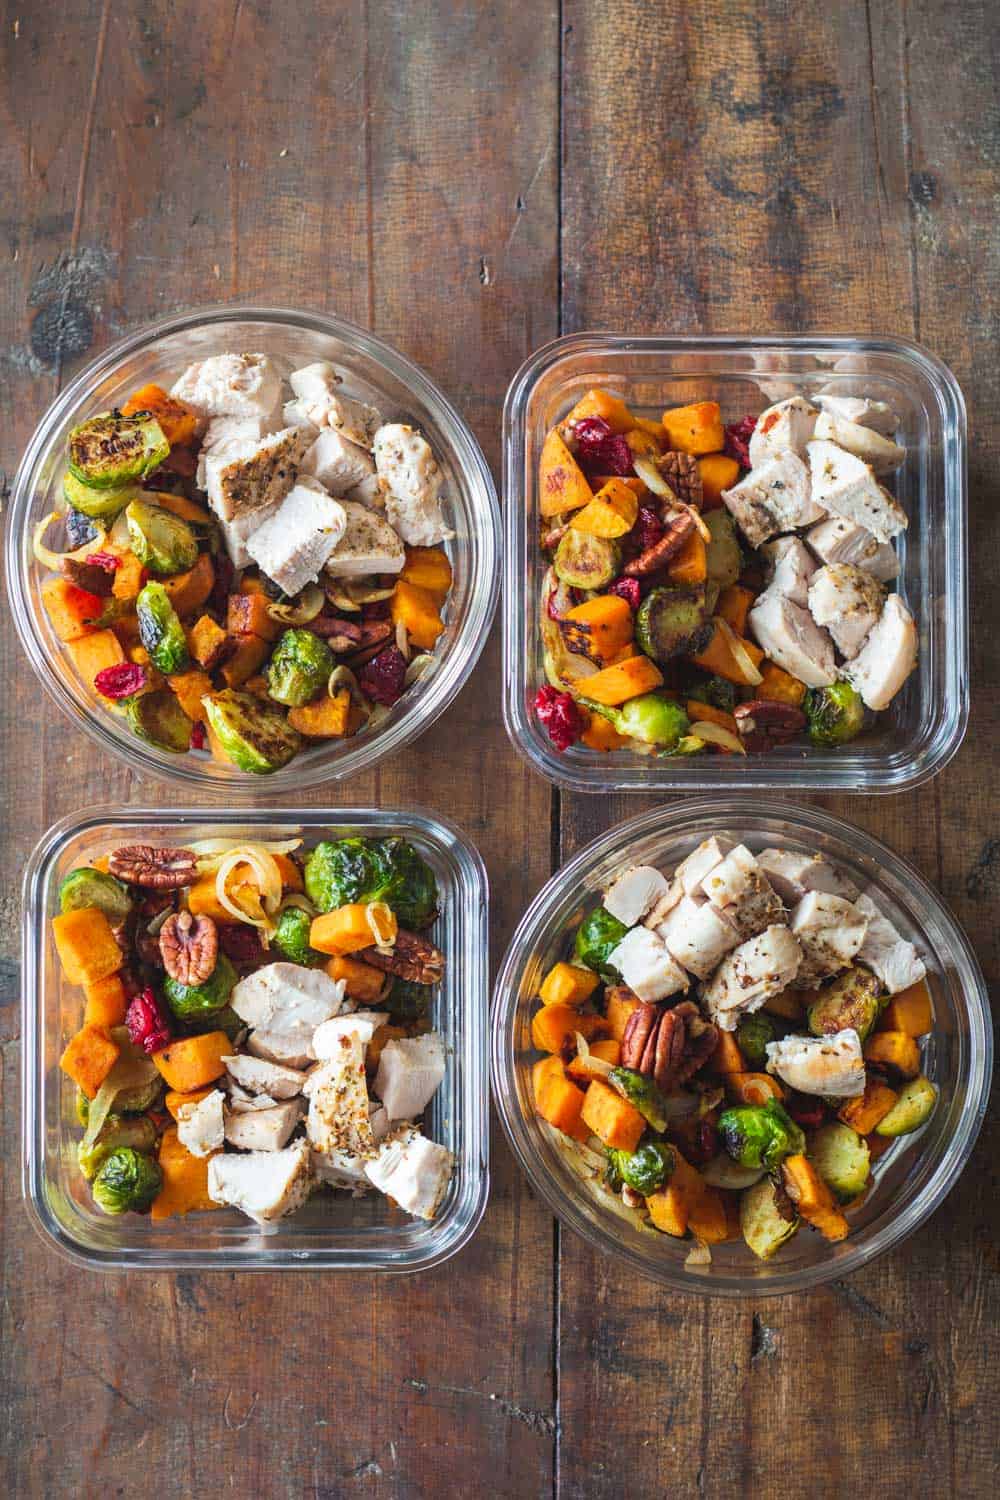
[7,305,500,792]
[22,806,489,1272]
[492,799,991,1296]
[502,333,967,793]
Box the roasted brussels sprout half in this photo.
[137,581,190,675]
[635,585,712,662]
[59,867,132,924]
[68,410,169,490]
[736,1012,778,1070]
[804,682,865,746]
[91,1146,162,1215]
[740,1174,799,1260]
[809,1122,870,1202]
[202,689,302,774]
[126,688,193,754]
[65,506,99,549]
[179,1003,244,1043]
[303,837,438,926]
[125,499,199,577]
[718,1099,805,1170]
[875,1075,937,1137]
[704,509,742,589]
[606,1141,674,1196]
[685,674,736,713]
[272,906,325,967]
[386,978,431,1020]
[573,906,628,980]
[163,951,237,1019]
[78,1113,158,1181]
[553,529,620,590]
[266,628,335,708]
[807,966,883,1042]
[63,469,139,521]
[609,1066,671,1133]
[585,693,690,751]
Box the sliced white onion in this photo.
[327,664,371,715]
[109,510,132,550]
[32,511,109,571]
[404,653,434,688]
[278,891,317,916]
[324,585,361,613]
[191,836,301,869]
[266,583,325,625]
[571,1032,614,1081]
[633,456,676,499]
[688,720,746,756]
[395,620,410,661]
[714,615,763,686]
[365,901,396,948]
[680,501,712,543]
[215,845,284,935]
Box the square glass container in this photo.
[22,806,489,1272]
[503,334,968,793]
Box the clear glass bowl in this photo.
[503,333,968,793]
[7,305,500,792]
[492,799,991,1296]
[23,805,489,1272]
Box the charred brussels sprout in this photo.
[92,1146,162,1214]
[366,838,437,927]
[68,410,169,490]
[804,682,865,746]
[809,1122,870,1202]
[78,1113,158,1181]
[736,1012,778,1070]
[386,978,431,1020]
[636,585,712,662]
[266,628,335,708]
[608,1066,671,1133]
[606,1141,674,1196]
[303,837,437,925]
[553,530,620,590]
[573,907,628,980]
[807,966,883,1042]
[125,499,198,577]
[686,674,736,713]
[137,581,190,674]
[305,837,378,911]
[704,509,742,589]
[585,694,690,751]
[163,951,237,1019]
[719,1099,805,1171]
[202,689,302,774]
[126,688,193,753]
[272,906,324,967]
[59,867,132,924]
[179,1003,244,1042]
[63,469,139,521]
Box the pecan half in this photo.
[657,451,703,508]
[734,699,807,753]
[345,619,395,670]
[621,1000,718,1092]
[360,928,445,985]
[624,510,696,577]
[109,845,198,889]
[159,910,218,985]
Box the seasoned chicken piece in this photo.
[226,1083,281,1113]
[844,593,918,710]
[172,353,281,424]
[231,963,345,1032]
[374,424,453,546]
[790,893,870,987]
[324,500,405,578]
[223,1098,302,1153]
[204,425,311,523]
[812,410,905,476]
[804,514,899,582]
[223,1055,306,1099]
[674,837,735,896]
[363,1126,454,1220]
[756,849,859,905]
[807,563,886,660]
[607,925,688,1002]
[288,362,382,448]
[304,1032,374,1158]
[212,502,282,570]
[176,1089,225,1159]
[196,412,281,490]
[701,925,803,1030]
[312,1011,389,1058]
[698,844,786,939]
[246,1025,316,1071]
[814,393,899,435]
[208,1138,313,1224]
[300,427,376,496]
[761,535,816,607]
[313,1103,389,1191]
[656,894,741,980]
[748,588,837,688]
[374,1034,446,1121]
[854,893,927,994]
[247,476,347,596]
[643,878,684,929]
[603,865,671,927]
[748,396,818,467]
[807,439,907,542]
[765,1029,865,1097]
[722,450,823,548]
[346,472,383,507]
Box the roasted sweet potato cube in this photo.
[227,591,281,642]
[188,614,233,671]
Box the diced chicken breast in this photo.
[226,1083,281,1113]
[699,844,786,940]
[224,1098,302,1153]
[756,848,859,905]
[363,1126,454,1220]
[246,476,347,596]
[643,878,684,929]
[722,450,823,548]
[346,472,383,507]
[304,1033,374,1158]
[701,925,803,1030]
[300,427,376,496]
[807,563,886,660]
[656,894,741,980]
[812,410,905,476]
[282,397,319,435]
[246,1025,316,1071]
[212,501,282,569]
[172,353,281,424]
[196,412,281,490]
[176,1089,225,1159]
[231,964,345,1032]
[324,500,405,578]
[854,894,927,994]
[844,593,918,710]
[312,1011,389,1058]
[374,1033,446,1121]
[807,439,907,542]
[765,1029,865,1097]
[674,837,735,897]
[223,1055,307,1099]
[603,865,670,927]
[761,535,816,607]
[313,1103,389,1190]
[374,424,453,546]
[289,362,382,448]
[748,588,837,688]
[607,926,689,1002]
[804,514,899,583]
[207,1138,313,1224]
[815,393,899,435]
[748,396,818,467]
[790,893,870,987]
[204,425,311,523]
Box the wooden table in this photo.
[2,2,997,1494]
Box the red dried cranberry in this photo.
[361,599,391,622]
[359,645,408,706]
[607,576,641,611]
[86,551,121,572]
[724,415,757,469]
[189,721,207,750]
[218,922,265,968]
[125,988,172,1055]
[786,1092,827,1129]
[634,505,665,551]
[573,416,634,478]
[533,685,584,752]
[94,663,148,701]
[573,416,613,453]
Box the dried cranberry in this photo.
[573,416,614,453]
[359,645,408,706]
[94,663,148,701]
[607,576,641,612]
[125,988,172,1055]
[207,552,235,618]
[573,416,634,478]
[634,505,665,551]
[786,1092,827,1129]
[86,551,121,572]
[533,684,584,752]
[189,721,207,750]
[218,922,265,968]
[361,599,391,622]
[724,414,757,469]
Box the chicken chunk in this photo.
[656,894,741,980]
[373,424,453,546]
[812,410,905,476]
[765,1029,865,1097]
[312,1011,389,1057]
[643,878,684,929]
[700,925,803,1030]
[313,1103,389,1191]
[300,427,377,496]
[374,1033,446,1121]
[748,397,818,467]
[854,893,927,994]
[722,450,823,548]
[807,439,907,542]
[176,1088,225,1158]
[288,362,382,447]
[212,502,282,570]
[207,1138,313,1224]
[814,393,899,435]
[172,352,281,424]
[790,892,870,987]
[223,1055,306,1100]
[226,1084,281,1113]
[363,1126,454,1220]
[323,500,405,578]
[844,593,918,710]
[674,836,735,896]
[756,848,859,905]
[698,844,786,940]
[231,963,345,1032]
[807,563,886,660]
[246,1025,316,1071]
[304,1033,374,1158]
[761,535,816,607]
[223,1098,302,1153]
[804,514,899,583]
[246,475,347,596]
[196,412,281,491]
[748,588,837,688]
[204,425,311,523]
[603,864,671,927]
[607,925,689,1002]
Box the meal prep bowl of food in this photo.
[7,306,500,789]
[492,799,990,1294]
[23,806,489,1271]
[503,333,967,792]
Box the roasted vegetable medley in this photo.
[534,388,918,758]
[529,836,937,1264]
[38,354,455,771]
[55,833,454,1224]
